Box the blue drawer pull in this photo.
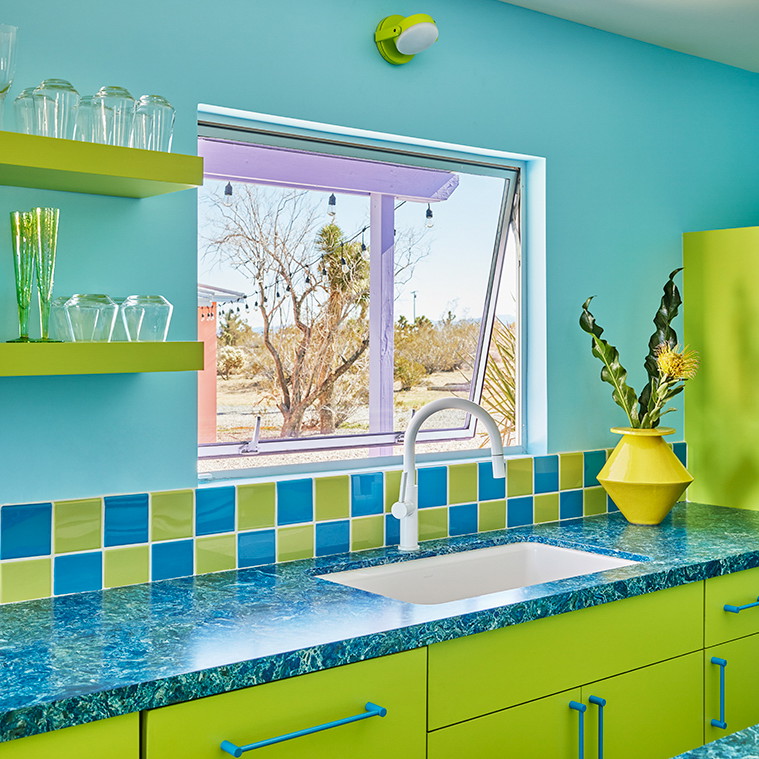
[724,597,759,613]
[710,657,728,730]
[589,695,607,759]
[220,702,387,757]
[569,701,587,759]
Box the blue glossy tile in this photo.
[351,473,384,517]
[478,462,506,501]
[385,514,400,546]
[449,503,478,536]
[560,490,584,519]
[583,450,607,487]
[0,502,52,559]
[238,530,276,568]
[151,540,194,581]
[276,479,313,525]
[315,521,350,557]
[508,496,534,527]
[534,455,559,494]
[418,467,448,509]
[54,552,102,595]
[195,486,234,536]
[607,494,619,512]
[104,494,149,547]
[673,442,687,467]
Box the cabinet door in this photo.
[580,653,702,759]
[428,689,582,759]
[705,567,759,646]
[0,715,138,758]
[144,649,426,759]
[705,633,759,743]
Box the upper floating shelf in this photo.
[0,131,203,198]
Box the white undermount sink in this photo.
[318,542,640,605]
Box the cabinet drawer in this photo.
[144,649,426,759]
[0,715,138,758]
[428,689,581,759]
[428,581,703,728]
[705,567,759,646]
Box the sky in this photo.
[198,166,517,329]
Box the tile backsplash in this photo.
[0,444,687,604]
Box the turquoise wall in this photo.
[2,0,759,503]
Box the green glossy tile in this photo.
[449,463,477,505]
[315,476,349,521]
[384,470,402,512]
[0,558,51,603]
[419,508,448,541]
[277,524,314,562]
[351,515,384,551]
[507,457,533,497]
[54,498,102,553]
[104,546,149,588]
[151,490,193,541]
[559,453,584,490]
[478,500,506,532]
[237,482,275,530]
[196,534,236,574]
[584,487,608,516]
[534,493,559,523]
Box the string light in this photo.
[327,193,337,218]
[223,182,233,206]
[425,203,434,228]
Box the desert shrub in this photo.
[394,356,427,391]
[217,346,245,379]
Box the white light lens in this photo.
[395,22,438,55]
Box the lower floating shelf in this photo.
[0,341,205,377]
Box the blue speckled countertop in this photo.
[673,726,759,757]
[4,501,759,743]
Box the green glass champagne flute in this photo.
[8,210,35,342]
[33,207,60,342]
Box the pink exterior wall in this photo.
[198,304,217,444]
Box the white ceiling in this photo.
[500,0,759,73]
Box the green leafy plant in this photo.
[579,269,698,429]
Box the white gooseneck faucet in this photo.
[391,397,506,551]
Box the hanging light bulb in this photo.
[425,203,434,228]
[341,257,349,273]
[327,193,337,218]
[223,181,233,206]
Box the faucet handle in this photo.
[391,500,415,519]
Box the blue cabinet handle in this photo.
[589,695,607,759]
[710,657,728,730]
[220,702,388,757]
[569,701,587,759]
[724,597,759,613]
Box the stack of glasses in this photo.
[8,208,59,343]
[14,81,174,151]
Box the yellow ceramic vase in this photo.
[597,427,694,525]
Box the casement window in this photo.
[196,129,522,474]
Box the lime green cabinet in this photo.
[0,714,137,758]
[581,653,703,759]
[705,633,759,743]
[428,689,582,759]
[705,567,759,646]
[144,649,426,759]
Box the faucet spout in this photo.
[391,398,505,552]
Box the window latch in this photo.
[239,415,262,454]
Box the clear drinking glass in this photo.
[64,294,118,342]
[0,25,18,131]
[50,296,73,341]
[32,207,59,342]
[92,86,134,146]
[13,87,34,134]
[121,295,173,341]
[8,211,35,342]
[74,95,94,141]
[33,79,80,139]
[131,94,175,151]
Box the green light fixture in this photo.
[375,14,439,65]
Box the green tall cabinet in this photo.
[684,227,759,509]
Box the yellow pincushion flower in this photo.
[656,344,699,381]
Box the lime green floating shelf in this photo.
[0,342,205,377]
[0,130,203,197]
